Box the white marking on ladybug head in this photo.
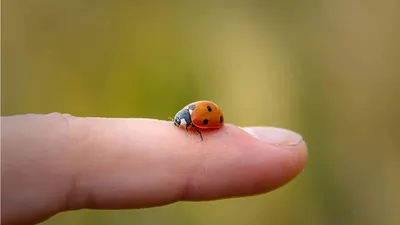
[180,118,187,126]
[189,109,193,114]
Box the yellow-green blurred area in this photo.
[2,0,400,224]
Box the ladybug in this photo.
[173,101,224,141]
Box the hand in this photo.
[2,113,308,225]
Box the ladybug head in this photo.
[173,108,191,127]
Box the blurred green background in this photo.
[2,0,399,225]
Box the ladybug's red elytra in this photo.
[173,101,224,141]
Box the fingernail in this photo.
[243,127,304,146]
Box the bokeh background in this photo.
[2,1,400,225]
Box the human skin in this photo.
[1,113,308,225]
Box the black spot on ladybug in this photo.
[188,104,196,110]
[220,115,224,123]
[203,119,209,125]
[207,106,212,112]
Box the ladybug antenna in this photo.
[168,117,174,121]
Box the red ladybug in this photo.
[173,101,224,141]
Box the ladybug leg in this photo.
[192,125,203,141]
[185,124,190,131]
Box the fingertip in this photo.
[171,124,308,200]
[241,126,308,179]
